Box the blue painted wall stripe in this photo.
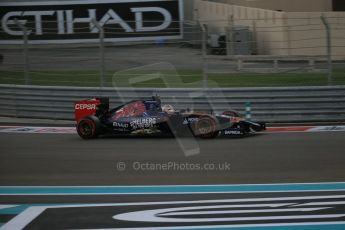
[1,183,345,195]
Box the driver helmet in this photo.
[162,104,175,113]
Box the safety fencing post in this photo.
[251,19,258,55]
[14,19,30,85]
[245,102,252,122]
[91,18,105,88]
[201,23,208,89]
[226,15,234,56]
[321,14,333,86]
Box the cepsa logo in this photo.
[0,0,182,44]
[75,104,97,110]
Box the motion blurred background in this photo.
[0,0,344,87]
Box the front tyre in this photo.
[194,116,219,139]
[77,116,100,139]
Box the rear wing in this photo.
[74,98,109,123]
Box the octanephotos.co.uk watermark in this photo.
[116,161,231,172]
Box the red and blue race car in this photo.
[74,96,265,139]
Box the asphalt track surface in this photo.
[1,131,345,186]
[1,131,345,229]
[1,189,345,230]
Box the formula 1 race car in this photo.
[74,96,265,139]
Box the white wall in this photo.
[195,0,345,59]
[196,1,288,55]
[212,0,333,12]
[285,12,345,59]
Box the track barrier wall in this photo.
[0,84,344,122]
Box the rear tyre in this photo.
[77,116,100,139]
[194,116,219,139]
